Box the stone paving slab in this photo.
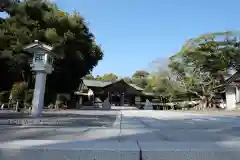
[120,111,240,142]
[1,110,240,142]
[174,110,240,116]
[139,141,240,160]
[1,109,240,159]
[121,110,204,119]
[1,140,240,160]
[0,111,117,127]
[0,140,140,160]
[0,126,121,141]
[0,109,119,117]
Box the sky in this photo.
[1,0,240,77]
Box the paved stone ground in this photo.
[0,108,240,143]
[120,110,240,142]
[2,108,240,160]
[0,110,119,142]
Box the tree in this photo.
[169,31,240,109]
[131,78,148,90]
[99,73,118,81]
[148,70,181,100]
[131,71,150,89]
[0,0,19,13]
[0,0,103,102]
[84,74,94,80]
[122,77,132,83]
[10,82,28,101]
[132,70,149,78]
[95,75,102,80]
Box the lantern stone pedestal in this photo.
[24,40,57,117]
[31,72,47,117]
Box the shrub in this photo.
[25,89,34,104]
[11,82,28,101]
[0,91,10,103]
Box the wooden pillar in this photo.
[108,92,112,104]
[120,92,125,106]
[79,96,82,105]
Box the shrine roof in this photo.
[79,79,157,97]
[128,83,144,91]
[225,72,240,85]
[82,79,112,88]
[214,71,240,89]
[82,79,145,91]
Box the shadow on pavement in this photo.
[0,113,117,126]
[0,114,240,142]
[124,116,240,142]
[0,112,114,119]
[1,114,240,160]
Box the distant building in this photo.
[215,71,240,110]
[72,79,156,108]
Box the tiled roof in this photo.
[128,83,144,91]
[82,79,145,91]
[225,72,240,85]
[82,79,112,87]
[142,92,155,96]
[80,79,158,97]
[102,79,144,90]
[214,71,240,89]
[223,70,237,81]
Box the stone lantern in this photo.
[24,40,58,117]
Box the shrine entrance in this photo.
[102,79,142,106]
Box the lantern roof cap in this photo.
[24,40,59,58]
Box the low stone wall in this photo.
[1,140,240,160]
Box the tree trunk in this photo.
[200,96,207,110]
[15,100,19,112]
[208,98,216,109]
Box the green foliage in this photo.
[0,91,10,103]
[84,74,94,80]
[10,82,28,100]
[148,71,182,100]
[122,77,132,83]
[0,0,19,13]
[170,31,239,76]
[168,31,240,100]
[24,89,33,104]
[131,77,148,90]
[132,70,149,78]
[97,73,118,81]
[0,0,103,97]
[130,70,150,89]
[95,75,102,80]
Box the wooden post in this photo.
[108,92,111,104]
[121,92,125,106]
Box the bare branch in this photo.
[188,89,202,98]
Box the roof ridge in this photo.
[82,79,114,83]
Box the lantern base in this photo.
[31,71,47,117]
